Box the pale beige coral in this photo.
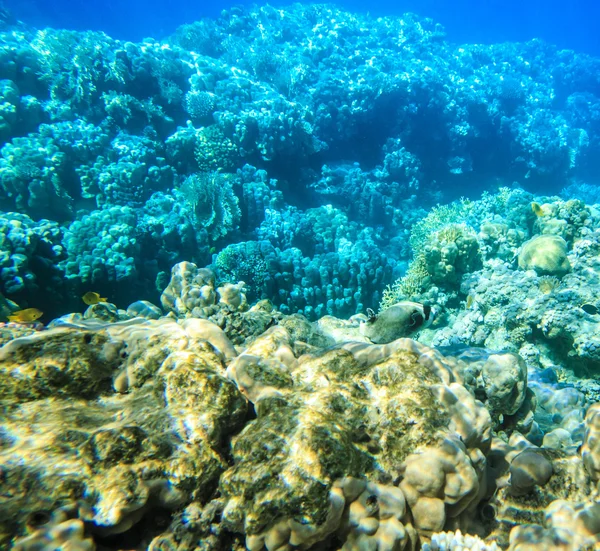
[180,317,238,359]
[431,349,529,427]
[217,281,247,309]
[160,350,247,446]
[233,326,298,370]
[339,480,416,551]
[160,261,217,316]
[244,486,346,551]
[160,261,278,346]
[0,314,247,543]
[507,524,573,551]
[126,299,163,319]
[340,338,456,384]
[489,433,554,497]
[108,317,236,392]
[0,326,123,402]
[545,499,600,549]
[221,331,495,548]
[532,198,590,244]
[502,494,600,550]
[518,235,571,276]
[508,448,553,496]
[13,517,95,551]
[481,353,527,417]
[400,435,482,534]
[316,314,369,344]
[225,352,293,406]
[6,287,597,551]
[244,478,417,551]
[581,402,600,481]
[225,325,298,407]
[91,477,185,536]
[83,301,128,322]
[432,382,492,453]
[482,431,594,549]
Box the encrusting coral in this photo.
[2,262,600,551]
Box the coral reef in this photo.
[3,4,600,549]
[0,3,600,320]
[2,282,599,550]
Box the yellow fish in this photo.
[8,308,43,323]
[531,202,544,217]
[82,292,107,306]
[466,295,474,309]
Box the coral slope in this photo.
[1,3,600,318]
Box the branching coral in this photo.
[30,29,124,106]
[380,254,430,309]
[381,204,479,310]
[424,223,482,285]
[409,200,473,255]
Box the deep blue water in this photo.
[5,0,600,55]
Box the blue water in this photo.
[6,0,600,55]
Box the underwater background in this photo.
[2,0,600,550]
[5,0,600,54]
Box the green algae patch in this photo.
[221,342,453,538]
[0,328,123,403]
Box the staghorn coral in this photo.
[381,254,430,308]
[409,201,474,256]
[381,219,480,309]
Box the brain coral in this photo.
[518,235,571,276]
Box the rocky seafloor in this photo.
[2,246,600,551]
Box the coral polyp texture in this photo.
[2,1,600,549]
[1,277,599,550]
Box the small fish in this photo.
[361,302,433,344]
[8,308,43,323]
[82,292,107,306]
[466,295,474,309]
[531,202,544,217]
[0,291,18,322]
[581,304,599,315]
